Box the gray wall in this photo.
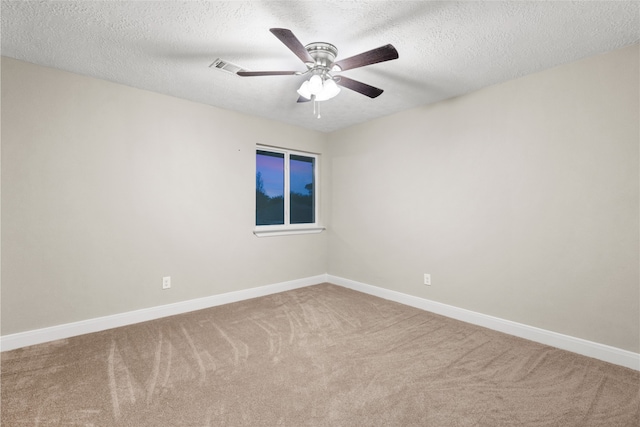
[1,57,328,335]
[327,44,639,352]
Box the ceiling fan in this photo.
[218,28,399,106]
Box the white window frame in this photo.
[254,145,324,237]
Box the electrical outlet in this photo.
[162,276,171,290]
[424,273,431,286]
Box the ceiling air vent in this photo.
[209,58,244,75]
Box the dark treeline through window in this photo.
[256,148,316,227]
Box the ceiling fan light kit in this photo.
[297,75,340,101]
[227,28,399,117]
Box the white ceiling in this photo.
[2,1,638,133]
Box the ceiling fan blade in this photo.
[336,76,384,98]
[332,44,399,71]
[270,28,314,64]
[236,71,298,76]
[297,96,312,103]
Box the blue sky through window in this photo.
[257,151,314,197]
[290,156,313,195]
[256,151,284,198]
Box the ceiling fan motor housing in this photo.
[305,42,339,71]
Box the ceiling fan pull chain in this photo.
[313,99,321,119]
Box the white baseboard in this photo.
[3,273,638,371]
[328,275,640,371]
[0,274,328,352]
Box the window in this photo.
[255,147,323,236]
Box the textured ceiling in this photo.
[2,1,638,132]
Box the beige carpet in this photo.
[2,283,638,426]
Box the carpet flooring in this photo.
[1,283,639,426]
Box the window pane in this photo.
[290,154,315,224]
[256,150,284,225]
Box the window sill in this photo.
[254,226,326,238]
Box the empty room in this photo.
[1,1,639,426]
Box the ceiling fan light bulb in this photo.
[315,78,340,101]
[297,81,312,99]
[324,78,340,98]
[308,75,323,95]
